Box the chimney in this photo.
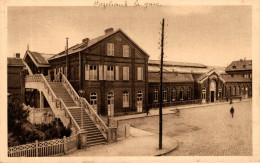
[16,53,20,58]
[244,57,246,61]
[82,38,89,44]
[105,28,114,35]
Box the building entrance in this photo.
[210,80,216,102]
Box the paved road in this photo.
[130,101,252,156]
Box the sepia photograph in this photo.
[1,0,260,162]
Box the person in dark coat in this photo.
[146,107,150,116]
[230,106,234,118]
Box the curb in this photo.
[155,142,178,156]
[116,99,251,121]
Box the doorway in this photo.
[107,92,114,117]
[137,91,143,112]
[211,91,214,102]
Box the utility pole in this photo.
[159,18,164,150]
[66,38,69,78]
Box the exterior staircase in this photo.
[49,82,77,107]
[48,82,107,146]
[25,74,109,147]
[68,108,107,146]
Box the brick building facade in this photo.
[48,28,149,116]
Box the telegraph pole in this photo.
[66,37,69,78]
[159,18,164,150]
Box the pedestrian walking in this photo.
[146,107,150,116]
[230,106,234,118]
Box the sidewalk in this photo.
[113,98,251,121]
[64,127,178,156]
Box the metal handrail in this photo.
[25,74,81,132]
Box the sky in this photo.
[7,6,252,67]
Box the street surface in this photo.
[130,101,252,156]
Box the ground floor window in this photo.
[154,89,158,102]
[163,89,167,101]
[123,91,129,107]
[232,86,236,96]
[202,88,206,99]
[171,88,176,101]
[180,88,184,100]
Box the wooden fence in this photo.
[8,134,79,157]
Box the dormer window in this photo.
[243,65,246,68]
[232,66,236,69]
[107,43,114,56]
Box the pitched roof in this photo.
[49,28,149,60]
[7,57,25,67]
[148,60,207,68]
[221,74,252,83]
[148,72,194,83]
[25,51,53,67]
[225,60,252,72]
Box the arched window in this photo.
[180,88,184,100]
[172,88,176,101]
[163,89,167,101]
[154,89,158,102]
[187,88,191,99]
[123,91,129,108]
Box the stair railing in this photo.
[61,74,109,140]
[25,74,81,132]
[81,98,109,140]
[61,74,80,106]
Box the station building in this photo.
[19,28,252,117]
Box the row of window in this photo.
[85,65,144,81]
[226,85,251,96]
[107,43,130,57]
[89,91,143,108]
[153,88,192,102]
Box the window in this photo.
[163,89,167,101]
[187,88,191,99]
[123,67,130,80]
[171,88,176,101]
[123,45,130,57]
[123,91,129,107]
[202,88,206,99]
[233,86,236,96]
[243,65,246,68]
[244,74,249,78]
[154,89,158,102]
[107,43,114,56]
[249,74,252,78]
[90,92,98,113]
[107,66,114,80]
[89,65,97,80]
[180,88,184,100]
[238,86,240,95]
[232,66,236,69]
[137,67,143,80]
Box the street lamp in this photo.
[78,89,85,97]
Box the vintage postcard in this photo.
[0,0,259,162]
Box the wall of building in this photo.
[8,66,25,103]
